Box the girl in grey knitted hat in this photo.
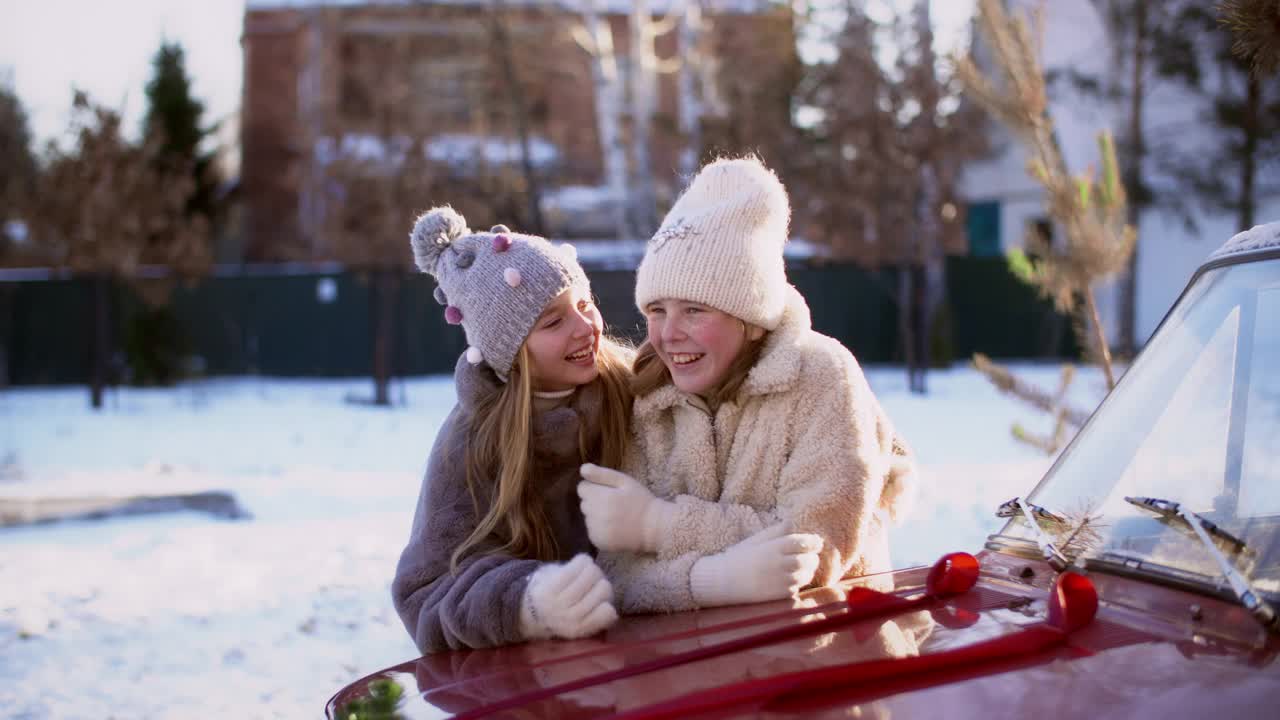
[577,157,918,614]
[391,207,634,653]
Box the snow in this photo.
[246,1,776,15]
[314,133,559,170]
[425,133,559,170]
[0,363,1109,719]
[1208,220,1280,262]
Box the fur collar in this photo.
[452,352,601,462]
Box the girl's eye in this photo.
[577,299,595,312]
[543,317,562,329]
[646,307,665,317]
[685,306,702,315]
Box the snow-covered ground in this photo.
[0,364,1109,719]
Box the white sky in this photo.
[0,0,247,147]
[0,0,974,150]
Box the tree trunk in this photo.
[897,263,919,393]
[1117,0,1147,356]
[88,274,111,410]
[676,0,704,178]
[582,2,633,240]
[1239,72,1259,232]
[629,0,660,236]
[1084,286,1116,390]
[371,269,400,407]
[489,0,546,235]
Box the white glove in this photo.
[519,554,619,641]
[689,523,823,608]
[577,463,676,553]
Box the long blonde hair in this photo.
[450,336,633,571]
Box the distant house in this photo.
[240,0,794,261]
[958,0,1280,346]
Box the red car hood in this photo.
[328,552,1280,719]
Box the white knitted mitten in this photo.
[578,463,676,553]
[690,523,823,608]
[519,554,619,641]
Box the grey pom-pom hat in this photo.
[409,206,591,381]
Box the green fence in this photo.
[0,257,1075,386]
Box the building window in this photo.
[966,201,1001,257]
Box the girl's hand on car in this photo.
[690,523,823,608]
[519,554,619,641]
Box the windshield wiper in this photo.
[997,497,1070,571]
[1125,495,1278,633]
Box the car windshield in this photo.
[995,257,1280,596]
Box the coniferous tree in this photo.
[957,0,1136,452]
[1217,0,1280,76]
[134,43,222,386]
[143,41,220,226]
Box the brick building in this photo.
[240,0,796,261]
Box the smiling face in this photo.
[643,298,764,397]
[523,287,603,392]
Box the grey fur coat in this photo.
[391,354,599,653]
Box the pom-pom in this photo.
[445,306,463,325]
[490,224,511,234]
[433,287,448,306]
[492,234,512,253]
[503,267,522,287]
[466,347,483,364]
[410,206,469,275]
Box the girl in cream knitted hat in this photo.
[577,157,917,612]
[392,207,634,652]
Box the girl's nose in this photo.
[570,307,595,338]
[661,316,685,344]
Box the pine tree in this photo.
[956,0,1136,452]
[1217,0,1280,76]
[143,41,220,225]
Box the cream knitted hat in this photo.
[634,157,791,330]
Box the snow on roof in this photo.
[313,132,559,168]
[246,0,776,14]
[562,234,824,271]
[1206,221,1280,263]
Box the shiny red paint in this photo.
[605,572,1099,720]
[325,552,1280,719]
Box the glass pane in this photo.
[1094,305,1238,519]
[996,259,1280,593]
[1240,288,1280,514]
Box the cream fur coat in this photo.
[603,286,916,613]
